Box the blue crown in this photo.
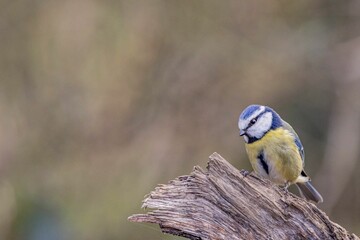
[239,104,262,120]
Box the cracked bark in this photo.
[128,152,359,240]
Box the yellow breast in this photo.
[245,128,303,184]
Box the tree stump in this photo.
[128,152,359,240]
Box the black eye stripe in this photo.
[246,111,268,129]
[246,116,258,129]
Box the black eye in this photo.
[250,118,257,124]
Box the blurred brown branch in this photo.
[128,153,359,240]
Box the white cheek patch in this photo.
[246,112,273,138]
[238,106,265,130]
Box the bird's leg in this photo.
[281,182,290,195]
[280,182,292,217]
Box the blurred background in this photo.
[1,0,360,239]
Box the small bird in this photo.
[238,104,323,203]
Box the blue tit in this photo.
[238,104,323,203]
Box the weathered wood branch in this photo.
[128,152,359,240]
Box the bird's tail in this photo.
[296,181,323,203]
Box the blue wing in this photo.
[281,120,305,165]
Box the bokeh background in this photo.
[1,0,360,239]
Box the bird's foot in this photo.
[240,169,250,177]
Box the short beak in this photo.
[239,129,245,136]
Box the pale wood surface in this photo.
[128,152,359,240]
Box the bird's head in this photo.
[238,104,282,143]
